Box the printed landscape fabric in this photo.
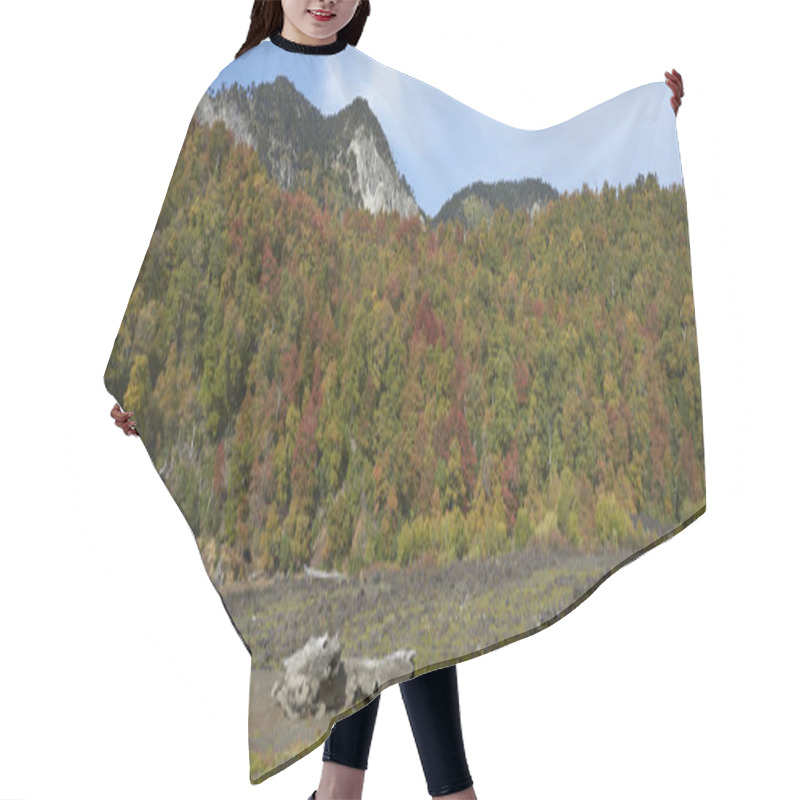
[103,33,706,785]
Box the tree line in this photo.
[104,118,705,581]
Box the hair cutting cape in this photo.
[104,32,706,785]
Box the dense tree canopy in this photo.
[105,118,705,581]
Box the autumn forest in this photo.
[104,113,705,585]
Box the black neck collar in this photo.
[270,31,348,55]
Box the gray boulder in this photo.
[271,632,416,721]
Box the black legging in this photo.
[323,664,474,797]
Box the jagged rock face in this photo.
[194,78,421,219]
[195,92,256,151]
[344,125,419,217]
[270,632,416,721]
[194,78,559,230]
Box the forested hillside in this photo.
[104,116,704,583]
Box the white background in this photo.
[1,1,796,798]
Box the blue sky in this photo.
[207,40,683,219]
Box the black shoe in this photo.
[307,792,317,800]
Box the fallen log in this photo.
[303,564,348,582]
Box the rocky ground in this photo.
[219,539,643,782]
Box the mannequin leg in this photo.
[316,693,381,800]
[400,665,476,799]
[316,665,476,799]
